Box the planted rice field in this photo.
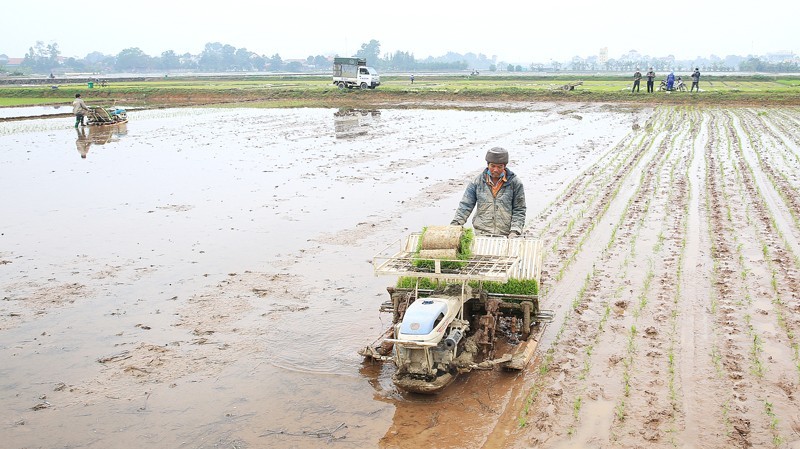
[1,100,799,448]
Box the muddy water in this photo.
[0,105,70,119]
[0,104,647,448]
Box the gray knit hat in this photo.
[485,147,509,164]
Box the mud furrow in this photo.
[607,112,695,446]
[767,108,800,151]
[538,135,655,289]
[730,110,800,359]
[736,109,800,249]
[703,108,799,448]
[509,106,800,449]
[533,111,671,287]
[511,108,689,447]
[707,110,763,447]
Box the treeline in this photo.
[564,55,799,73]
[4,39,471,75]
[12,41,313,73]
[2,39,798,75]
[738,57,800,73]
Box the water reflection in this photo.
[75,128,91,159]
[74,123,128,159]
[334,108,381,139]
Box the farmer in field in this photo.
[451,147,526,237]
[632,68,642,93]
[72,93,90,128]
[666,71,675,91]
[691,67,701,92]
[646,67,656,93]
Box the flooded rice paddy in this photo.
[2,103,800,448]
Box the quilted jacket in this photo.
[450,168,526,236]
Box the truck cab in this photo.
[333,57,380,90]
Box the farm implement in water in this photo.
[360,226,553,394]
[86,106,128,126]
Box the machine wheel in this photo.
[360,82,368,90]
[337,82,345,90]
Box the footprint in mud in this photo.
[613,300,628,315]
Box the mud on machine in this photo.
[360,225,554,394]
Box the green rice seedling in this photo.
[751,333,765,377]
[517,381,542,428]
[710,347,723,377]
[472,277,538,296]
[635,262,654,316]
[412,227,473,270]
[764,401,785,447]
[615,400,626,422]
[654,231,665,252]
[628,325,637,351]
[396,276,440,290]
[600,302,611,331]
[667,351,676,402]
[721,399,734,439]
[524,261,597,425]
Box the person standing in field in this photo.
[410,74,415,84]
[72,93,90,128]
[632,68,642,93]
[691,67,701,92]
[646,67,656,93]
[451,147,526,237]
[666,71,675,91]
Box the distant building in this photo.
[3,57,24,68]
[598,47,608,65]
[620,49,642,62]
[764,51,796,63]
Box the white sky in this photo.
[2,1,797,63]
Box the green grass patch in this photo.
[2,74,799,108]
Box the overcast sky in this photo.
[3,1,797,63]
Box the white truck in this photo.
[332,57,380,90]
